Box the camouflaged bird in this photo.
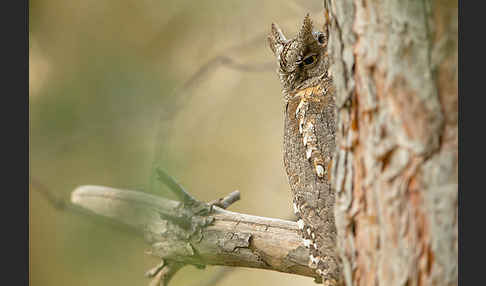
[268,14,342,285]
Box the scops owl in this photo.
[267,14,341,285]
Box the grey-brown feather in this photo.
[268,14,342,285]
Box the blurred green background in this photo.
[29,0,325,285]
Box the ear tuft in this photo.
[297,14,314,44]
[268,22,287,55]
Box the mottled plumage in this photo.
[268,15,341,285]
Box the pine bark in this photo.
[325,0,458,285]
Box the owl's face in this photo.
[268,15,329,99]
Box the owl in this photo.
[267,15,341,285]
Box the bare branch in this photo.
[156,168,200,205]
[181,57,274,92]
[209,190,241,209]
[70,185,320,282]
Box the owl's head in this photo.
[268,14,329,99]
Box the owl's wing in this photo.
[283,82,340,282]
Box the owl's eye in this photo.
[313,31,326,45]
[302,54,318,66]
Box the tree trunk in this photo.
[325,0,458,285]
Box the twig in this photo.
[209,190,240,210]
[146,260,184,286]
[30,177,68,210]
[156,168,200,205]
[182,57,274,92]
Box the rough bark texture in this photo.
[71,185,321,281]
[325,0,458,285]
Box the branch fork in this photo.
[143,168,242,285]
